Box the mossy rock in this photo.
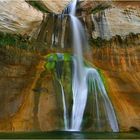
[44,53,72,71]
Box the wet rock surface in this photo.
[0,46,39,131]
[88,34,140,131]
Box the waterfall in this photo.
[86,68,119,131]
[58,0,119,132]
[70,0,88,130]
[59,80,68,130]
[71,57,88,130]
[70,0,119,132]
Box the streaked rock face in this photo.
[0,0,43,35]
[85,34,140,131]
[0,46,40,131]
[0,0,70,36]
[0,0,140,38]
[41,0,70,14]
[102,3,140,38]
[82,1,140,39]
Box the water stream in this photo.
[59,0,119,132]
[59,80,68,130]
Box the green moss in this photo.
[91,33,140,48]
[0,32,16,47]
[97,69,108,92]
[44,53,72,73]
[84,59,95,68]
[84,59,108,92]
[91,4,111,14]
[45,53,108,92]
[44,53,73,118]
[0,31,30,50]
[90,37,107,48]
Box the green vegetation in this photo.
[26,0,50,13]
[0,31,30,50]
[91,4,111,14]
[90,36,111,48]
[44,53,108,96]
[91,32,140,48]
[97,68,108,92]
[84,59,109,93]
[44,53,73,126]
[44,53,109,92]
[44,53,72,71]
[90,37,104,48]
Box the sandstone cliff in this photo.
[0,0,140,132]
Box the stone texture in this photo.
[0,46,64,131]
[0,34,140,131]
[0,46,39,131]
[81,1,140,39]
[87,35,140,131]
[0,0,140,39]
[0,0,43,35]
[41,0,70,14]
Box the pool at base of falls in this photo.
[0,131,139,139]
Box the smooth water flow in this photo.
[86,68,119,131]
[60,0,119,132]
[59,81,68,130]
[71,58,88,130]
[70,0,88,130]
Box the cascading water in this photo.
[86,68,119,131]
[60,0,119,132]
[59,80,68,130]
[70,0,88,130]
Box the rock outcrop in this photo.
[40,0,70,14]
[0,0,70,36]
[0,0,140,39]
[80,1,140,39]
[0,46,39,131]
[0,0,43,35]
